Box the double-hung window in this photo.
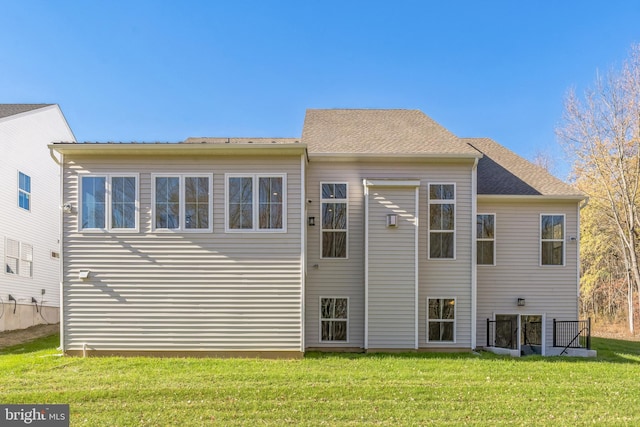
[541,214,564,266]
[81,175,138,231]
[427,298,455,342]
[153,175,213,231]
[428,183,455,259]
[226,174,286,232]
[18,171,31,211]
[5,238,32,278]
[320,297,348,342]
[477,214,495,265]
[321,183,347,258]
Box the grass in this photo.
[1,337,640,426]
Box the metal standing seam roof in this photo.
[0,104,53,119]
[466,137,584,197]
[183,137,301,145]
[301,109,479,156]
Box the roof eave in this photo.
[49,142,307,156]
[478,194,587,202]
[308,152,482,161]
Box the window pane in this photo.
[334,298,348,319]
[322,203,347,230]
[430,204,454,231]
[321,298,334,319]
[322,231,347,258]
[155,177,180,229]
[477,215,494,238]
[322,183,347,199]
[542,215,563,239]
[185,177,209,229]
[19,172,31,192]
[428,322,454,342]
[428,298,455,320]
[430,184,454,200]
[477,241,494,265]
[542,241,563,265]
[430,233,454,258]
[229,177,253,229]
[112,177,136,229]
[259,177,283,229]
[82,176,106,229]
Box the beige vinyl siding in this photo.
[476,199,580,352]
[305,160,475,350]
[62,154,303,352]
[367,185,417,349]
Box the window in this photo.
[541,214,564,265]
[226,174,286,232]
[5,239,33,278]
[321,183,347,258]
[428,183,455,259]
[427,298,455,342]
[153,175,212,231]
[18,172,31,211]
[81,175,138,231]
[320,297,348,342]
[477,214,495,265]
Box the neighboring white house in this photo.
[1,104,76,331]
[50,109,592,357]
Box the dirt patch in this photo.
[0,323,60,349]
[592,321,640,341]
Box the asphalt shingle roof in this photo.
[302,109,479,156]
[466,137,583,197]
[0,104,52,119]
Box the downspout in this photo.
[363,180,369,350]
[50,147,65,353]
[471,157,479,350]
[577,198,589,311]
[300,152,307,353]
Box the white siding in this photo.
[367,185,417,349]
[476,199,580,352]
[62,154,303,352]
[0,106,75,327]
[305,160,475,350]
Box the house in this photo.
[1,104,76,331]
[49,109,592,357]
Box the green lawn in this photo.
[1,336,639,426]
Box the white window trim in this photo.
[540,213,565,267]
[477,213,496,266]
[427,182,456,260]
[320,182,349,260]
[79,173,140,233]
[224,173,287,233]
[319,296,349,343]
[151,174,213,233]
[426,297,456,344]
[18,171,31,212]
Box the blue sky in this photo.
[2,1,640,178]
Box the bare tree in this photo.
[557,44,640,333]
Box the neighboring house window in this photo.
[477,214,495,265]
[428,184,455,259]
[541,214,564,265]
[321,183,347,258]
[5,238,33,278]
[427,298,455,342]
[153,175,213,231]
[320,297,348,342]
[81,175,139,231]
[226,174,286,232]
[18,172,31,211]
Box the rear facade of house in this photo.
[51,109,586,357]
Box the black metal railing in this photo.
[486,319,517,349]
[553,318,591,352]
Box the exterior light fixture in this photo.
[517,298,526,307]
[79,270,91,279]
[387,214,398,227]
[308,217,315,226]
